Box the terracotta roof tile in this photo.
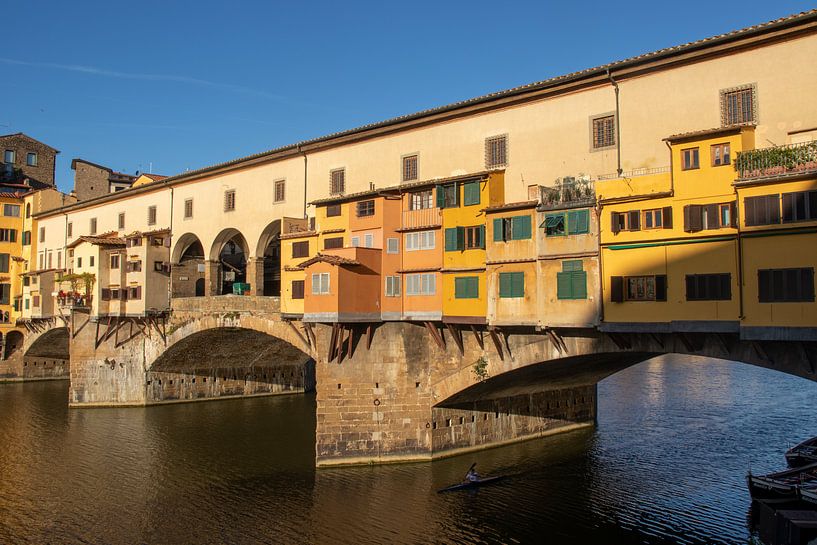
[297,254,360,268]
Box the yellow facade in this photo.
[280,231,317,316]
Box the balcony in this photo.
[538,176,597,211]
[401,207,442,230]
[736,141,817,181]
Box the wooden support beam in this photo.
[94,320,102,349]
[799,342,815,374]
[336,324,347,364]
[328,323,339,362]
[366,324,374,350]
[470,325,484,350]
[445,322,464,355]
[424,321,444,350]
[488,329,504,361]
[347,325,355,359]
[649,332,664,349]
[286,320,309,350]
[303,322,317,350]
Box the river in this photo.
[1,354,815,544]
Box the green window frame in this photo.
[544,214,565,236]
[462,181,481,206]
[436,184,459,209]
[499,271,525,298]
[444,227,465,251]
[567,210,589,234]
[493,215,532,241]
[556,260,587,300]
[454,276,479,299]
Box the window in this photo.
[610,275,667,302]
[364,233,374,248]
[613,208,671,233]
[405,231,435,251]
[26,152,37,166]
[0,254,8,273]
[39,226,45,243]
[0,284,9,305]
[557,260,587,300]
[77,257,82,268]
[485,135,507,168]
[128,286,142,300]
[686,273,731,301]
[0,229,16,243]
[3,150,15,163]
[744,195,780,226]
[3,204,19,217]
[22,231,30,246]
[464,226,484,249]
[782,190,817,223]
[351,236,360,247]
[330,168,345,195]
[406,273,436,296]
[48,252,52,268]
[324,237,343,250]
[643,209,663,229]
[387,238,399,254]
[67,222,72,238]
[410,190,433,210]
[224,190,236,211]
[90,256,95,267]
[494,215,533,241]
[454,276,479,299]
[499,272,524,298]
[721,85,756,126]
[127,260,142,272]
[274,179,286,203]
[147,206,157,226]
[292,241,310,258]
[385,276,401,296]
[110,254,120,269]
[326,204,342,217]
[759,268,814,303]
[543,214,565,236]
[311,272,330,295]
[720,204,732,228]
[114,212,124,230]
[444,227,465,251]
[438,184,459,209]
[90,218,97,235]
[711,143,731,166]
[184,199,193,219]
[681,148,700,170]
[25,203,30,218]
[591,114,616,149]
[357,200,375,217]
[402,154,418,182]
[462,181,480,206]
[291,280,305,299]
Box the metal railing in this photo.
[402,207,442,229]
[597,166,670,181]
[736,141,817,180]
[538,177,596,210]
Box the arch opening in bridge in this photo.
[146,326,315,403]
[255,220,281,297]
[210,229,249,296]
[171,233,206,298]
[22,327,70,360]
[4,330,25,359]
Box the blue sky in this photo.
[2,0,812,192]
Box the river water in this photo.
[1,354,816,544]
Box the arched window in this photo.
[25,203,31,218]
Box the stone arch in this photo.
[209,228,250,295]
[255,220,282,296]
[171,233,206,298]
[22,327,69,360]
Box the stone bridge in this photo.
[0,318,70,382]
[62,295,817,466]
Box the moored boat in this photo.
[747,462,817,501]
[786,436,817,468]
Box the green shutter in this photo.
[493,218,504,242]
[436,185,445,208]
[499,273,511,298]
[567,209,589,234]
[444,228,458,251]
[511,215,531,240]
[557,272,572,299]
[562,259,583,272]
[478,225,485,249]
[463,181,480,206]
[456,226,465,250]
[572,271,588,299]
[455,276,479,299]
[499,272,524,298]
[567,211,578,235]
[577,209,589,234]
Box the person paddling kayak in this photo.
[464,463,480,483]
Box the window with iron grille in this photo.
[148,206,157,226]
[184,199,193,219]
[118,212,125,230]
[274,179,286,203]
[591,115,615,149]
[330,168,346,195]
[224,190,236,211]
[721,85,756,126]
[90,218,97,235]
[402,154,418,182]
[485,135,507,168]
[357,200,375,217]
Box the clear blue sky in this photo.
[1,0,812,192]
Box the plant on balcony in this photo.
[735,141,817,178]
[542,174,595,206]
[80,272,95,301]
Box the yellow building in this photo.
[280,218,316,317]
[0,189,24,332]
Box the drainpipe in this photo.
[664,140,675,195]
[606,69,622,177]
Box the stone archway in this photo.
[209,229,250,296]
[255,220,282,296]
[171,233,206,298]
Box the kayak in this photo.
[437,475,505,493]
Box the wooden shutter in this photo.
[478,225,485,249]
[444,228,458,251]
[292,280,304,299]
[730,202,737,228]
[684,205,703,232]
[768,195,780,224]
[758,270,771,302]
[705,204,719,229]
[436,185,445,208]
[557,271,571,299]
[499,273,511,298]
[628,211,640,231]
[120,289,128,301]
[577,209,589,233]
[456,226,465,250]
[655,275,667,301]
[610,276,624,303]
[493,219,504,242]
[803,268,815,302]
[463,181,480,206]
[101,288,111,301]
[135,286,142,300]
[512,215,531,240]
[572,271,587,299]
[611,212,621,234]
[685,275,696,300]
[662,207,673,229]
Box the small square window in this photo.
[721,85,756,126]
[184,199,193,219]
[711,143,731,166]
[591,114,616,149]
[485,135,507,169]
[386,238,399,254]
[26,152,37,166]
[118,212,125,230]
[356,200,375,217]
[681,148,700,170]
[274,179,286,203]
[402,154,418,182]
[147,206,157,226]
[330,169,345,195]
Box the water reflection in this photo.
[2,354,817,544]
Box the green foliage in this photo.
[542,174,595,206]
[472,356,489,382]
[735,141,817,178]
